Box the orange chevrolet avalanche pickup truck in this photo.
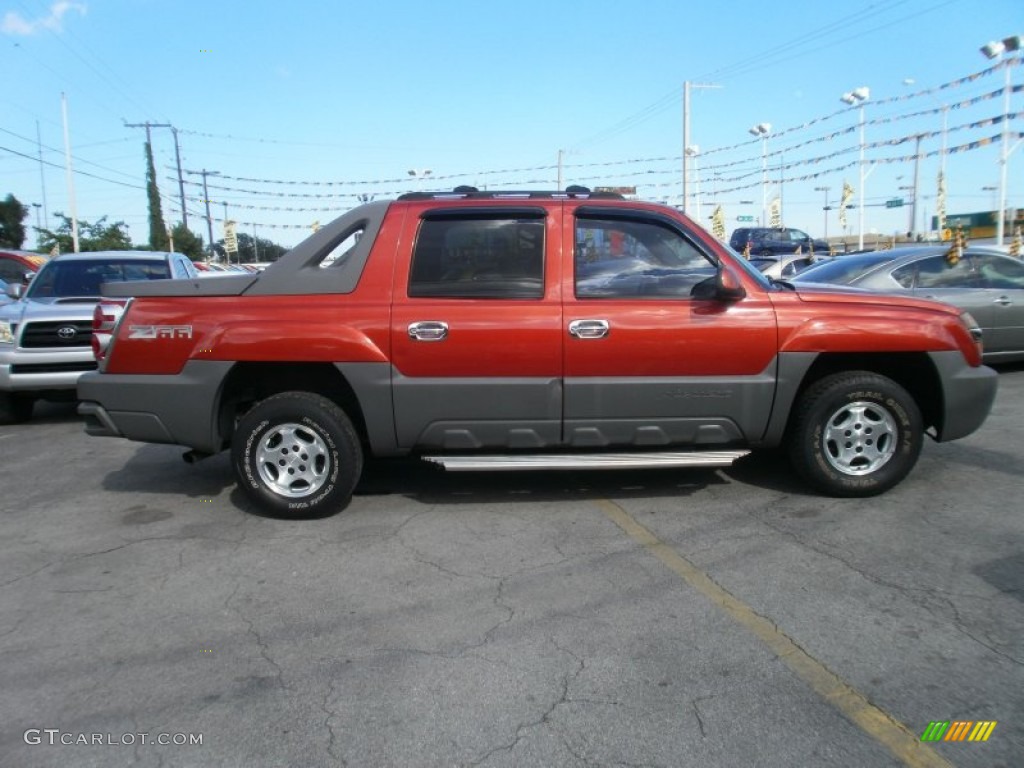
[77,187,997,518]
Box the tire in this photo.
[0,392,34,424]
[787,372,923,497]
[231,391,363,518]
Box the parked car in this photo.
[793,245,1024,362]
[749,253,817,279]
[0,250,49,284]
[0,250,196,423]
[730,227,830,257]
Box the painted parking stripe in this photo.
[595,498,954,768]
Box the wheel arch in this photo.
[761,351,943,446]
[215,361,397,455]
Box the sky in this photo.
[1,0,1022,250]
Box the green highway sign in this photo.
[736,215,755,222]
[886,198,904,208]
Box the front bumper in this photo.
[929,351,998,442]
[0,347,96,392]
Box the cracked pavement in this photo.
[1,366,1022,767]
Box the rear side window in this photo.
[975,253,1024,289]
[894,255,984,290]
[409,215,545,299]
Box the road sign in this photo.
[886,198,904,208]
[736,215,755,222]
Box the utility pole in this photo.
[171,128,187,229]
[557,149,564,191]
[185,168,221,259]
[61,92,80,253]
[815,186,831,238]
[36,121,49,228]
[124,120,187,227]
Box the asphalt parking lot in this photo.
[1,367,1022,768]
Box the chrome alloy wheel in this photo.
[822,400,898,476]
[255,422,330,498]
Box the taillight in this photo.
[92,299,129,366]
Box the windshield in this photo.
[26,258,170,299]
[792,253,898,285]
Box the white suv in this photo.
[0,250,196,423]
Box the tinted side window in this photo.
[575,216,715,299]
[409,217,544,299]
[909,255,984,289]
[975,254,1024,289]
[0,260,29,282]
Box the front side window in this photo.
[408,215,545,299]
[574,216,716,298]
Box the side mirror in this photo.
[691,266,746,301]
[5,282,24,300]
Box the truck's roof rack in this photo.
[397,185,624,202]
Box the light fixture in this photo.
[748,123,771,137]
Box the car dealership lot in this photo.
[2,369,1022,768]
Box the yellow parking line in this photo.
[595,498,954,768]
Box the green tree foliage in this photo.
[214,232,288,263]
[169,223,205,259]
[37,214,133,253]
[145,141,168,251]
[0,193,29,249]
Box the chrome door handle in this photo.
[408,321,449,341]
[993,296,1012,306]
[568,319,610,339]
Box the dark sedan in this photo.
[793,245,1024,362]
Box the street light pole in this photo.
[408,168,433,190]
[841,87,870,250]
[682,81,722,212]
[981,35,1022,245]
[749,123,771,227]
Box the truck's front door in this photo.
[390,203,563,450]
[562,205,779,448]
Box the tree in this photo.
[37,214,133,253]
[214,232,289,263]
[169,223,205,260]
[145,141,168,251]
[0,193,28,249]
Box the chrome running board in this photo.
[422,450,750,472]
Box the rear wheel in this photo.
[787,372,922,497]
[0,392,34,424]
[231,391,362,518]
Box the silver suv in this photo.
[0,251,196,423]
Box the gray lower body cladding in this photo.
[77,361,234,453]
[75,352,997,457]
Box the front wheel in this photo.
[232,392,363,518]
[787,372,923,497]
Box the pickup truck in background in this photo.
[77,188,997,518]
